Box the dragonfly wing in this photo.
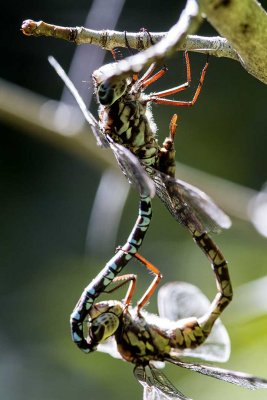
[145,166,204,232]
[171,177,231,231]
[165,359,267,390]
[134,364,192,400]
[48,56,108,148]
[158,282,230,362]
[110,140,155,198]
[158,282,214,320]
[145,166,231,233]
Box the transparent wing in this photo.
[49,56,155,198]
[145,166,231,233]
[134,364,192,400]
[110,141,155,198]
[165,359,267,390]
[158,282,230,362]
[48,56,108,148]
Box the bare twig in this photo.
[21,20,238,60]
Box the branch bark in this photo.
[21,0,204,82]
[21,0,267,83]
[21,20,238,61]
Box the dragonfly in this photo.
[48,52,232,353]
[88,252,267,400]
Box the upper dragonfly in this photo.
[89,258,267,400]
[49,53,232,353]
[92,50,231,234]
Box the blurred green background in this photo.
[1,0,267,399]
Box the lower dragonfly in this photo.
[89,252,267,400]
[49,53,232,353]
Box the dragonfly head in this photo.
[88,301,124,344]
[97,78,127,106]
[93,63,129,106]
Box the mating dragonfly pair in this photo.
[49,52,267,399]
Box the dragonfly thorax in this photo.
[114,308,172,364]
[93,64,159,167]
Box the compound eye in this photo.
[98,82,115,106]
[89,312,120,343]
[97,79,127,106]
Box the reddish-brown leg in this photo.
[103,249,163,311]
[140,65,168,89]
[132,252,162,311]
[138,63,157,84]
[149,52,209,106]
[104,274,137,306]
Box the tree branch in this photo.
[22,0,204,85]
[21,20,238,61]
[21,0,266,83]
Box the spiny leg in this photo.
[137,29,167,87]
[112,250,162,309]
[149,52,209,106]
[148,51,191,97]
[104,273,138,307]
[106,250,163,310]
[140,65,168,89]
[138,62,157,84]
[70,195,152,353]
[192,231,233,335]
[132,252,162,311]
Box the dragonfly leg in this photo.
[70,195,152,353]
[133,252,162,311]
[149,52,209,106]
[147,51,192,99]
[114,250,162,310]
[140,65,168,89]
[104,273,138,306]
[192,231,233,335]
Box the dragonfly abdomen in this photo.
[169,317,207,350]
